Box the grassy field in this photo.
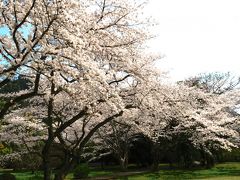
[128,162,240,180]
[1,162,240,179]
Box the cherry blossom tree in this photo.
[182,72,240,95]
[96,119,137,170]
[1,0,158,179]
[129,81,240,169]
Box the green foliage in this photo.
[216,149,240,162]
[0,100,5,109]
[0,143,12,155]
[0,76,32,110]
[0,77,31,94]
[73,164,90,179]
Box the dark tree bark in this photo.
[52,111,124,180]
[151,143,161,171]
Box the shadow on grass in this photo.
[1,163,240,180]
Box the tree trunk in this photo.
[42,154,51,180]
[42,139,53,180]
[151,144,160,171]
[200,147,214,169]
[119,153,128,171]
[206,154,214,168]
[152,160,159,171]
[54,156,78,180]
[200,147,206,167]
[54,171,68,180]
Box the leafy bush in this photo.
[0,143,12,155]
[0,151,42,171]
[73,164,90,179]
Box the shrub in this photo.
[0,152,42,170]
[73,164,90,179]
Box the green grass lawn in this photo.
[1,162,240,179]
[128,162,240,180]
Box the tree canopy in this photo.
[0,1,240,180]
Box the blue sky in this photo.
[0,26,10,36]
[145,0,240,81]
[0,24,31,66]
[0,23,31,38]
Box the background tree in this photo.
[182,72,240,164]
[182,72,240,94]
[97,120,135,170]
[129,133,153,167]
[131,82,240,169]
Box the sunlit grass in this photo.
[128,162,240,180]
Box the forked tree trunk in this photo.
[119,153,129,171]
[54,170,68,180]
[53,112,124,179]
[54,165,70,180]
[54,154,78,180]
[54,162,78,180]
